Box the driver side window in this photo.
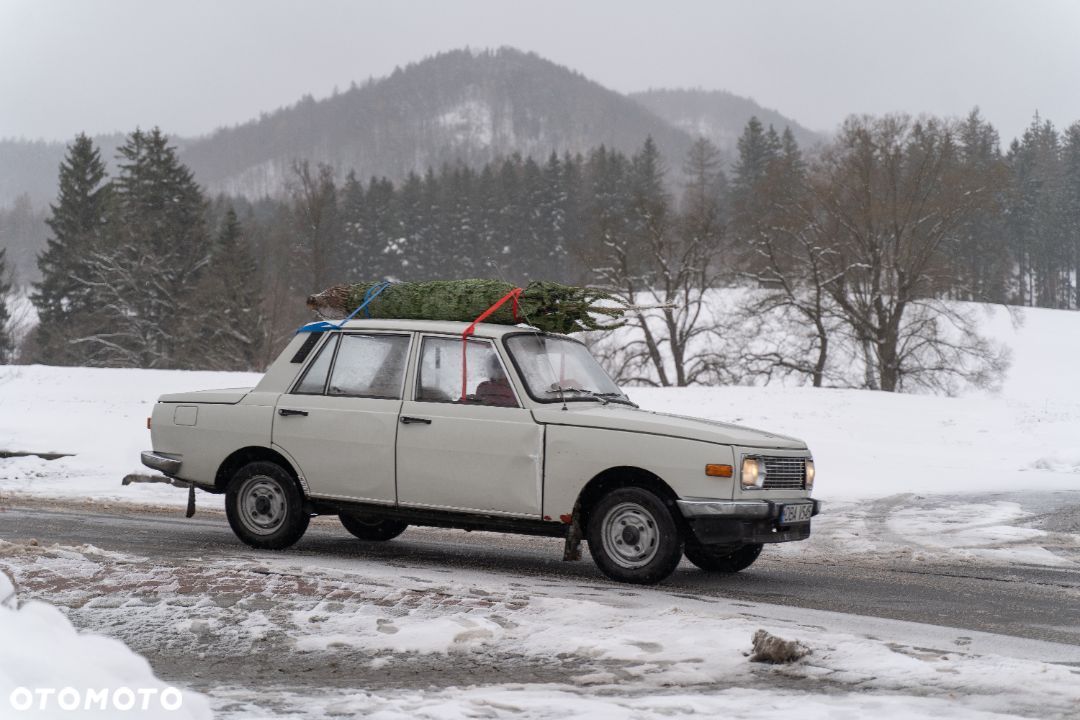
[415,337,519,408]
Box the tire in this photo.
[225,461,310,550]
[684,542,763,573]
[339,512,408,541]
[586,486,683,585]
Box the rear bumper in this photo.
[676,498,821,546]
[140,450,182,476]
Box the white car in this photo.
[141,319,819,584]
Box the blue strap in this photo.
[296,281,394,334]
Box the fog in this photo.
[2,0,1078,142]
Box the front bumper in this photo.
[676,498,821,546]
[140,450,182,476]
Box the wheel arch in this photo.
[573,466,681,528]
[215,446,303,494]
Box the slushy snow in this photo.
[0,570,211,719]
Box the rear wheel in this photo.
[225,461,309,550]
[339,513,408,541]
[684,542,763,573]
[586,486,683,585]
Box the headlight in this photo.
[741,457,765,489]
[805,459,815,491]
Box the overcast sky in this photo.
[2,0,1078,144]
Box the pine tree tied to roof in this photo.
[306,279,626,334]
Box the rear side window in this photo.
[328,334,411,399]
[292,335,338,394]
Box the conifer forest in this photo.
[4,107,1080,394]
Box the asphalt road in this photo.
[2,498,1079,648]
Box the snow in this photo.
[2,303,1080,717]
[2,306,1078,557]
[438,99,496,147]
[0,569,212,718]
[3,539,1079,719]
[0,365,259,506]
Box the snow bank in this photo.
[0,570,211,718]
[0,365,259,505]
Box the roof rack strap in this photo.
[459,287,523,401]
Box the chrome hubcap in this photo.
[601,502,659,569]
[238,476,287,536]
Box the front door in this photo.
[396,335,543,517]
[272,332,411,503]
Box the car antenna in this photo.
[485,258,568,412]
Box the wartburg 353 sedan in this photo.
[141,319,819,584]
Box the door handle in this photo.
[400,416,432,425]
[278,409,309,417]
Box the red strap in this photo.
[461,288,523,401]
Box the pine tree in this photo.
[518,156,548,280]
[74,127,211,368]
[580,145,631,274]
[1062,122,1080,307]
[680,138,726,244]
[539,152,570,280]
[31,134,110,364]
[199,207,266,369]
[953,109,1009,302]
[0,248,13,363]
[731,117,781,249]
[627,136,670,278]
[1006,114,1067,307]
[394,172,426,280]
[732,117,780,198]
[364,177,398,278]
[339,170,368,280]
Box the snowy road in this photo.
[3,497,1079,646]
[2,495,1080,718]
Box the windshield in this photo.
[505,334,631,405]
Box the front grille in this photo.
[762,456,806,489]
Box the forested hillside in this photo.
[0,48,813,209]
[181,48,698,198]
[630,88,823,153]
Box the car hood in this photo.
[532,404,807,450]
[158,387,253,404]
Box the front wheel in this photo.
[225,461,309,550]
[684,542,763,573]
[586,487,683,585]
[339,513,408,541]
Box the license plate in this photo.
[780,503,813,524]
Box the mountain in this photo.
[180,48,697,197]
[0,48,824,211]
[0,133,127,209]
[630,88,824,153]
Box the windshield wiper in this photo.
[545,386,607,404]
[595,392,638,408]
[544,387,635,407]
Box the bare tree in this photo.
[289,160,341,293]
[812,115,1009,392]
[590,138,726,386]
[731,115,1009,393]
[736,130,841,387]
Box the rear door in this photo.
[396,335,543,517]
[272,331,411,503]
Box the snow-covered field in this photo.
[1,303,1079,718]
[2,303,1078,566]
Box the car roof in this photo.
[315,318,553,339]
